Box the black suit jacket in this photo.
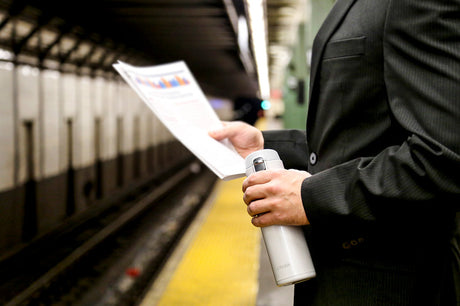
[263,0,460,304]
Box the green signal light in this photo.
[261,100,271,110]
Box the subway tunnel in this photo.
[0,0,332,305]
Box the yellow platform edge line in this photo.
[139,180,222,305]
[141,178,261,306]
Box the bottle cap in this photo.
[245,149,281,174]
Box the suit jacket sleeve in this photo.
[301,0,460,229]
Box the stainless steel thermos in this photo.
[245,149,316,286]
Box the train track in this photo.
[0,161,217,305]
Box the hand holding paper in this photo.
[208,121,264,159]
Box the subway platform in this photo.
[139,177,295,306]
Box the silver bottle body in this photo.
[245,149,316,286]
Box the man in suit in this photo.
[210,0,459,304]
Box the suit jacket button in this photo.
[309,152,317,165]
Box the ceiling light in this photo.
[246,0,270,99]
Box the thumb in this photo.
[208,127,226,140]
[208,121,236,140]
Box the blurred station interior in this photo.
[0,0,336,305]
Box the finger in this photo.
[207,128,226,140]
[243,184,270,205]
[251,212,275,227]
[251,215,262,227]
[242,171,272,192]
[208,121,240,140]
[246,200,268,217]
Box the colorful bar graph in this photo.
[136,75,190,89]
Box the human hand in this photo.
[208,121,264,158]
[242,169,311,227]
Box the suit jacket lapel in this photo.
[308,0,358,104]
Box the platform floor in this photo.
[140,177,294,306]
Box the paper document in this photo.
[113,60,245,180]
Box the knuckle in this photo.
[245,175,254,184]
[267,182,281,195]
[273,211,283,222]
[243,192,249,204]
[247,204,254,215]
[243,187,253,204]
[266,184,277,195]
